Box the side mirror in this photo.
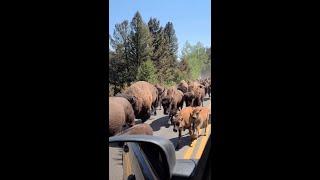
[109,135,176,180]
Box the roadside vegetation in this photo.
[108,11,211,96]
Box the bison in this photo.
[116,81,158,122]
[191,106,210,138]
[186,81,205,107]
[155,84,167,110]
[172,107,196,148]
[192,86,205,107]
[109,97,135,137]
[116,123,153,136]
[183,91,195,107]
[177,80,189,93]
[161,87,184,125]
[200,78,211,98]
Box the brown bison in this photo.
[109,97,135,137]
[116,123,153,136]
[183,91,195,107]
[193,86,205,107]
[188,81,203,92]
[161,87,184,125]
[191,107,210,138]
[200,78,211,98]
[133,81,159,116]
[172,107,195,148]
[116,81,158,122]
[185,81,205,107]
[177,80,189,93]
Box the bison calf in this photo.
[191,107,210,138]
[172,107,195,148]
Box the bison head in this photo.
[127,96,137,105]
[172,113,180,132]
[173,114,185,133]
[191,107,202,120]
[117,94,140,117]
[115,93,136,103]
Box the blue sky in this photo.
[109,0,211,58]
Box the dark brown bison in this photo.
[183,91,195,107]
[161,87,184,125]
[116,123,153,135]
[172,107,195,148]
[155,84,167,110]
[200,78,211,98]
[109,97,135,137]
[116,81,158,122]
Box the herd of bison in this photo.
[109,78,211,148]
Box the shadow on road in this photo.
[149,116,171,131]
[169,134,195,151]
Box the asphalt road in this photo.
[109,95,212,179]
[109,147,123,180]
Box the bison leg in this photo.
[152,106,157,116]
[197,126,201,138]
[179,101,183,110]
[204,117,209,136]
[169,115,174,125]
[141,116,150,122]
[177,129,182,149]
[189,128,196,141]
[140,110,151,122]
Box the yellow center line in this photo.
[183,128,204,159]
[195,124,211,159]
[123,151,128,176]
[126,147,132,173]
[183,101,211,159]
[183,139,198,159]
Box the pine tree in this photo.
[163,22,179,84]
[148,18,163,65]
[128,11,153,81]
[164,22,178,60]
[147,18,172,83]
[109,20,133,94]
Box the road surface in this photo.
[109,95,212,179]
